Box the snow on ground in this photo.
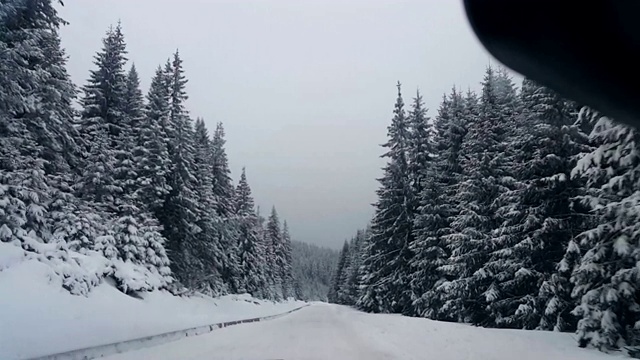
[0,247,305,360]
[107,303,618,360]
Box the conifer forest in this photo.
[0,1,324,302]
[330,71,640,351]
[4,0,640,355]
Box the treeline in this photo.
[331,67,640,351]
[1,0,295,300]
[327,228,369,305]
[291,241,339,301]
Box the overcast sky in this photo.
[57,0,502,249]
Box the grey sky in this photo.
[58,0,498,249]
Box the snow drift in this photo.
[0,242,305,360]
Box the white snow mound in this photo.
[0,242,305,360]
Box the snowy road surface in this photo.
[107,303,612,360]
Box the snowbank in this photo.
[0,243,306,360]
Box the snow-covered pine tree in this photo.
[156,50,202,289]
[191,118,226,294]
[480,78,585,329]
[406,90,433,209]
[417,88,469,321]
[235,167,267,297]
[340,228,369,305]
[74,24,132,264]
[537,107,595,333]
[405,89,442,317]
[1,1,80,177]
[211,122,236,217]
[80,23,128,145]
[328,241,350,303]
[207,122,241,293]
[281,221,295,299]
[0,0,75,251]
[409,87,464,319]
[77,24,173,292]
[570,111,640,350]
[482,78,589,329]
[124,64,145,141]
[335,240,354,304]
[358,82,415,314]
[438,67,515,325]
[266,206,284,299]
[77,24,128,210]
[255,206,276,299]
[113,63,144,198]
[136,65,172,213]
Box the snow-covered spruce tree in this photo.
[124,64,145,140]
[405,89,444,317]
[209,122,241,293]
[415,88,469,321]
[265,206,284,299]
[211,122,236,217]
[329,241,350,303]
[75,24,129,265]
[0,0,77,251]
[406,90,433,212]
[569,112,640,350]
[281,221,295,299]
[1,0,80,177]
[76,24,127,209]
[191,118,226,294]
[78,24,173,292]
[483,78,589,329]
[336,239,354,304]
[235,168,267,297]
[156,51,202,289]
[409,87,464,319]
[136,65,172,213]
[255,206,276,299]
[429,88,476,322]
[437,67,515,325]
[341,229,369,305]
[358,82,414,314]
[537,108,595,333]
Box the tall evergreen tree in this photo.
[570,112,640,350]
[77,24,129,209]
[136,66,172,213]
[406,90,433,202]
[341,229,369,305]
[190,118,226,294]
[484,79,589,329]
[358,82,414,314]
[235,168,267,297]
[438,67,514,325]
[0,0,77,251]
[265,206,284,299]
[124,64,145,144]
[209,122,241,293]
[409,88,464,319]
[281,221,295,299]
[211,122,236,217]
[328,241,350,303]
[157,50,201,289]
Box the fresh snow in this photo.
[0,246,305,360]
[106,303,615,360]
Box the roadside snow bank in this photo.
[0,243,306,360]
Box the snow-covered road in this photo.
[107,303,612,360]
